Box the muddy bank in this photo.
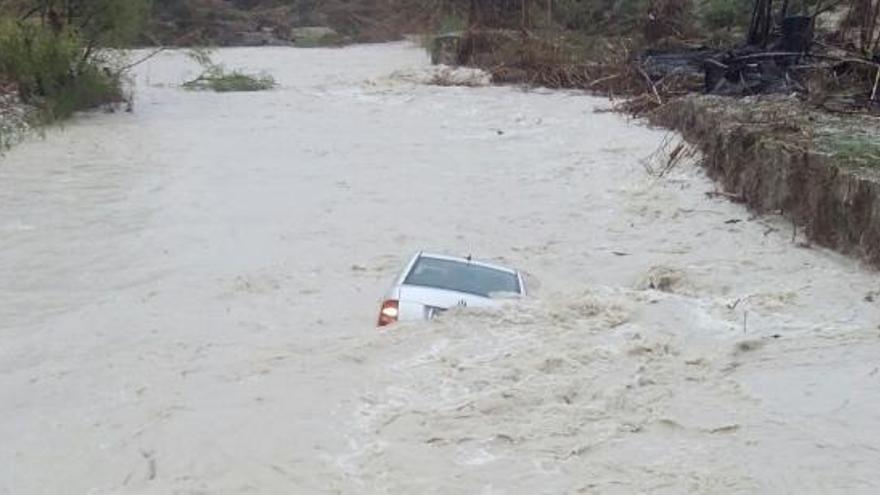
[651,95,880,267]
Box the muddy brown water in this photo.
[1,44,879,493]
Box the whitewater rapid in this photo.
[1,43,879,494]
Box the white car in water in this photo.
[377,252,526,327]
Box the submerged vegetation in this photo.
[183,69,276,92]
[182,49,276,92]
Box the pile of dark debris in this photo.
[638,1,880,115]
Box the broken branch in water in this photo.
[640,133,697,178]
[872,68,880,102]
[588,73,622,88]
[638,65,662,105]
[116,47,167,75]
[706,191,746,203]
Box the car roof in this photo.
[416,252,519,275]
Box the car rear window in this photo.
[403,257,520,297]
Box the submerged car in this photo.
[377,252,525,327]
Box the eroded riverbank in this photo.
[653,95,880,268]
[1,44,879,493]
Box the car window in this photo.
[403,257,520,297]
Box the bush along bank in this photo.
[0,20,128,125]
[0,0,149,148]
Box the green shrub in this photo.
[0,19,124,120]
[79,0,151,47]
[0,20,79,99]
[47,65,123,118]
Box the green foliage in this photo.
[699,0,752,30]
[0,18,123,120]
[553,0,649,33]
[47,64,122,118]
[0,19,80,98]
[290,29,346,47]
[183,69,276,91]
[77,0,152,47]
[182,49,276,92]
[419,13,466,56]
[437,13,466,33]
[0,1,150,46]
[821,133,880,169]
[547,0,753,40]
[0,1,149,122]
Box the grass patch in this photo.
[821,134,880,168]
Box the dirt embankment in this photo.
[650,95,880,267]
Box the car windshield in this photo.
[403,257,520,297]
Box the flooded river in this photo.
[2,44,879,493]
